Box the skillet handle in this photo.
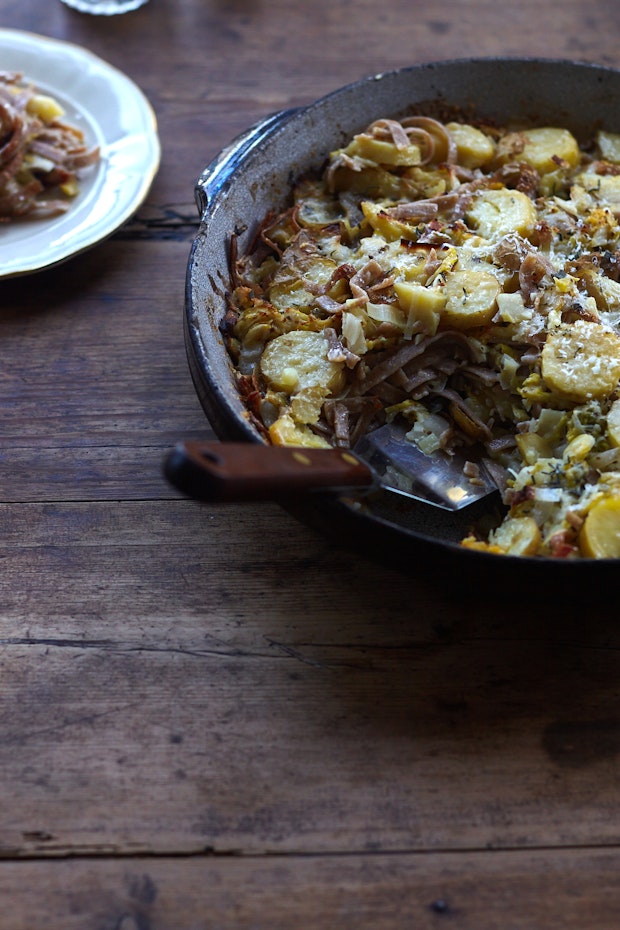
[163,441,373,502]
[195,109,299,213]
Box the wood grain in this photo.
[2,499,620,861]
[2,849,620,930]
[0,241,209,501]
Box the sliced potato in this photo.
[465,188,537,240]
[518,127,581,174]
[576,268,620,313]
[446,122,495,169]
[440,269,501,330]
[26,93,64,123]
[269,255,337,310]
[490,515,542,557]
[290,386,330,424]
[393,280,446,335]
[268,413,332,448]
[574,170,620,209]
[607,398,620,447]
[541,320,620,402]
[260,330,345,395]
[268,281,319,311]
[597,130,620,164]
[341,134,421,167]
[405,166,449,200]
[579,495,620,558]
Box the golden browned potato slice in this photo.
[361,201,418,242]
[269,413,332,448]
[260,330,345,395]
[490,515,542,557]
[290,386,328,425]
[579,496,620,558]
[393,280,446,335]
[541,321,620,402]
[465,188,537,239]
[440,269,501,330]
[341,134,421,167]
[518,126,581,174]
[446,122,495,169]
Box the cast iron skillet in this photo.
[175,58,620,583]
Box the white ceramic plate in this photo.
[0,29,161,278]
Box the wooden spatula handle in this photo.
[164,440,374,502]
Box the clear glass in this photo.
[59,0,148,13]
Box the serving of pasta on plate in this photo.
[0,70,99,221]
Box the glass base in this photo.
[59,0,148,13]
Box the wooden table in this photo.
[2,1,620,926]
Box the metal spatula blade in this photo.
[164,420,498,511]
[353,420,498,510]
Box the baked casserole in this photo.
[222,113,620,559]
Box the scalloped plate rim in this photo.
[0,28,161,278]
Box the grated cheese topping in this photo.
[224,115,620,558]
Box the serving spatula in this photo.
[164,420,499,511]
